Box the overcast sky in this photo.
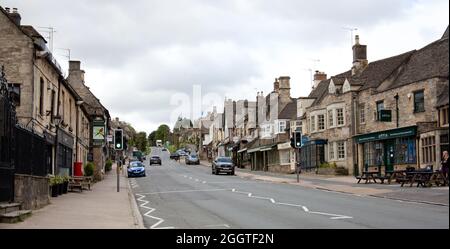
[2,0,448,134]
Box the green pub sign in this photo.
[378,110,392,122]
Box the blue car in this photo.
[127,161,146,177]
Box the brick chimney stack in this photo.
[273,78,279,93]
[313,71,327,89]
[5,7,21,26]
[352,35,368,75]
[67,60,85,86]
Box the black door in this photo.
[385,140,395,172]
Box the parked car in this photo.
[142,156,147,161]
[127,161,146,177]
[170,152,180,160]
[177,150,187,157]
[162,148,167,151]
[212,157,234,175]
[185,154,200,165]
[149,155,162,165]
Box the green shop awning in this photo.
[354,126,417,144]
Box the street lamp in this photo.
[52,115,62,175]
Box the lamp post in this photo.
[53,115,62,175]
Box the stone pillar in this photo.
[357,143,364,175]
[93,147,104,181]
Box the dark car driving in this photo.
[127,161,146,177]
[185,154,200,165]
[212,157,234,175]
[170,152,180,160]
[149,155,162,165]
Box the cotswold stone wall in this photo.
[14,174,50,210]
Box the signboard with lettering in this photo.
[378,110,392,122]
[355,126,416,144]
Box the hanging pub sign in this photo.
[93,119,106,146]
[378,110,392,122]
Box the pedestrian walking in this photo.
[441,150,449,181]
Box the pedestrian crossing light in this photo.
[114,129,123,151]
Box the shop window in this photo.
[421,136,436,164]
[364,142,385,167]
[337,108,344,126]
[318,114,325,131]
[337,141,345,159]
[414,90,425,113]
[395,137,416,164]
[280,150,290,164]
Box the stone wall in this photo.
[92,147,105,181]
[14,174,50,210]
[0,11,34,120]
[357,78,443,134]
[267,164,292,174]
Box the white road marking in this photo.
[229,189,352,220]
[202,181,207,184]
[136,188,230,195]
[135,194,174,229]
[195,179,199,182]
[204,224,231,228]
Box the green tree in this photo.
[155,124,171,144]
[148,131,156,147]
[133,131,148,153]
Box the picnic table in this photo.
[385,170,406,184]
[356,171,379,184]
[68,176,93,192]
[400,170,447,187]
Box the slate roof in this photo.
[388,37,449,90]
[278,100,297,120]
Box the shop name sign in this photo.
[355,126,416,144]
[378,110,392,122]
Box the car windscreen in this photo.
[151,156,160,159]
[130,162,144,168]
[217,157,232,163]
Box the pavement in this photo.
[200,160,449,206]
[0,164,144,229]
[129,148,448,229]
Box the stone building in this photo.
[354,29,449,174]
[67,60,111,181]
[246,76,297,173]
[0,7,61,175]
[301,29,448,176]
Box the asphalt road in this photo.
[129,147,449,229]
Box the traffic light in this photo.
[290,133,296,148]
[114,129,123,150]
[294,131,302,148]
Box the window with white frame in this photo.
[318,114,325,131]
[359,103,365,124]
[329,142,335,160]
[337,141,345,159]
[328,110,334,127]
[278,121,286,133]
[337,108,344,126]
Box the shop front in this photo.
[354,126,417,174]
[56,128,75,176]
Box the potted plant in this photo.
[105,159,113,172]
[56,176,63,195]
[49,175,58,197]
[62,175,70,194]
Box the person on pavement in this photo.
[441,150,449,181]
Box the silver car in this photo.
[212,157,234,175]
